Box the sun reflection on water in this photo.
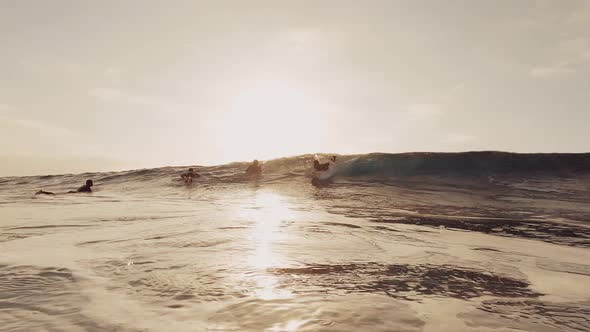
[269,319,306,332]
[235,190,296,300]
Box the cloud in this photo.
[517,2,590,79]
[406,103,443,120]
[88,87,122,101]
[530,49,590,78]
[532,2,590,78]
[88,87,184,113]
[88,87,146,104]
[0,114,75,137]
[566,1,590,26]
[285,29,320,51]
[0,104,72,136]
[0,104,16,113]
[104,67,123,81]
[531,37,590,78]
[63,62,88,74]
[530,65,576,78]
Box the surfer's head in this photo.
[253,160,259,165]
[188,168,194,174]
[86,179,94,187]
[331,156,337,162]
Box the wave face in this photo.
[337,151,590,177]
[1,151,590,191]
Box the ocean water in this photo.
[1,152,589,332]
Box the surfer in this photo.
[35,179,94,195]
[181,168,199,184]
[246,159,262,176]
[69,179,94,193]
[313,156,336,171]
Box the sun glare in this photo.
[208,79,329,162]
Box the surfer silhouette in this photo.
[181,168,199,184]
[313,156,336,171]
[246,160,262,176]
[35,179,94,195]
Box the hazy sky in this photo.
[1,0,589,176]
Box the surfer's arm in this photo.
[35,190,56,195]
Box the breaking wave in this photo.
[1,151,589,195]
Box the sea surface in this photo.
[1,152,589,332]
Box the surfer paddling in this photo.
[35,179,94,195]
